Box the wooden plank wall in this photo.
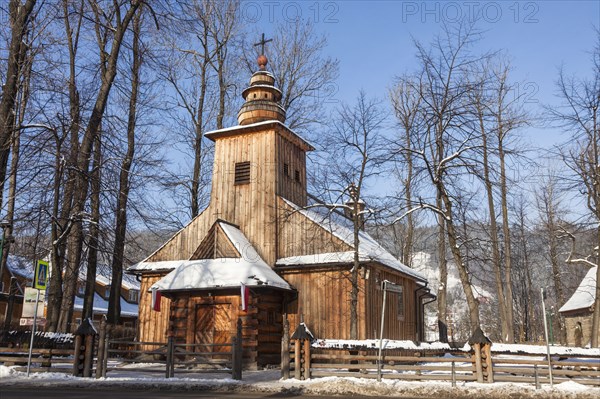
[146,208,214,262]
[210,131,278,265]
[138,274,171,344]
[277,197,351,260]
[281,267,366,340]
[276,132,307,207]
[364,266,417,341]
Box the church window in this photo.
[129,289,139,303]
[283,163,289,177]
[294,170,301,183]
[235,161,251,185]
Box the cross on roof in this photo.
[254,33,272,55]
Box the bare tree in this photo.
[0,0,37,205]
[535,172,567,343]
[106,7,143,325]
[324,91,386,339]
[244,19,339,136]
[159,0,241,219]
[57,0,141,332]
[402,23,486,333]
[550,29,600,347]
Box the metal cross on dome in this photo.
[254,33,272,55]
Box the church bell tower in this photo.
[204,35,314,265]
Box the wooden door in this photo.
[194,303,232,355]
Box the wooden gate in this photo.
[195,303,232,356]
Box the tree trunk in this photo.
[0,0,36,200]
[82,132,101,320]
[108,9,142,325]
[479,109,510,342]
[498,128,515,342]
[439,183,481,331]
[57,0,141,332]
[436,196,448,341]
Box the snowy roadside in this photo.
[1,365,598,398]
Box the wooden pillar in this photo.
[83,334,94,377]
[468,327,492,384]
[232,318,242,380]
[483,343,494,383]
[303,338,311,379]
[473,343,484,383]
[72,335,83,376]
[281,318,290,379]
[95,319,107,379]
[294,339,301,380]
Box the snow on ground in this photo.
[1,364,599,398]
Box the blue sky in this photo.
[247,0,600,148]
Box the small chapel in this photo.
[128,44,434,368]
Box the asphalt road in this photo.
[1,388,422,399]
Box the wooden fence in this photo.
[0,347,74,373]
[96,319,243,380]
[281,331,600,387]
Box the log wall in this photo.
[167,289,286,368]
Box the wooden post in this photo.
[166,334,174,379]
[232,318,242,380]
[534,365,540,389]
[483,343,493,383]
[473,343,484,383]
[451,361,456,388]
[83,334,94,377]
[467,327,491,384]
[303,338,311,380]
[281,318,290,380]
[73,335,83,376]
[95,319,106,379]
[102,324,111,378]
[294,339,301,380]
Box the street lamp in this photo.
[0,220,13,293]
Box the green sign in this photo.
[34,260,48,290]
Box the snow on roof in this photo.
[205,120,314,150]
[80,263,140,290]
[559,266,597,313]
[128,259,189,273]
[277,251,358,266]
[135,221,291,292]
[73,292,138,317]
[150,258,292,292]
[6,255,34,280]
[279,198,426,282]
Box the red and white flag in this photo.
[240,282,250,311]
[151,288,161,312]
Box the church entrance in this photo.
[194,303,233,357]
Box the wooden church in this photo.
[128,48,434,368]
